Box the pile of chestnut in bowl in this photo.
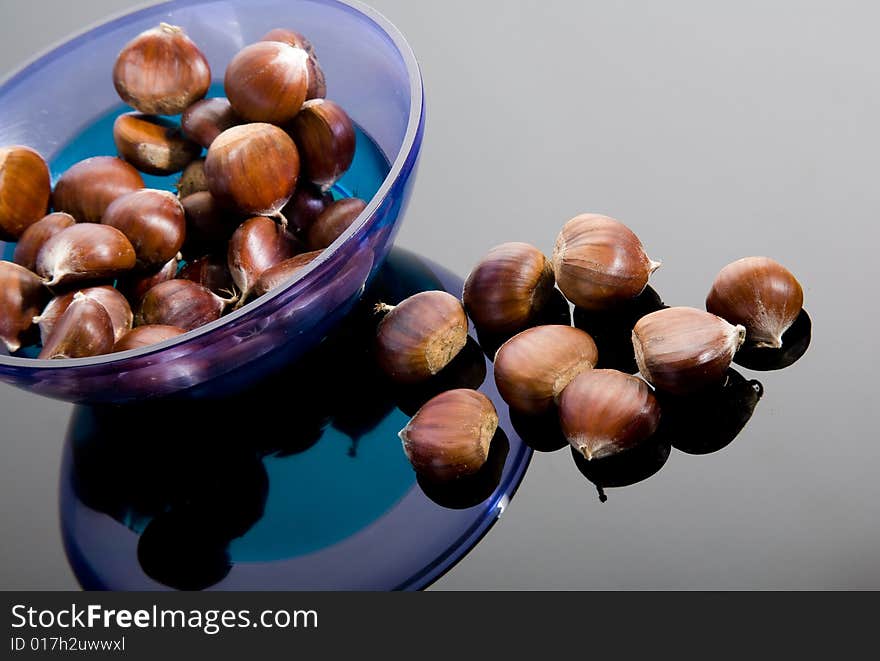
[377,214,805,483]
[0,23,364,358]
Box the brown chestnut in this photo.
[493,325,599,415]
[399,388,498,482]
[101,189,186,269]
[0,145,51,240]
[36,224,137,287]
[281,182,333,233]
[38,293,115,359]
[260,28,326,100]
[136,279,228,331]
[181,98,241,149]
[205,124,300,216]
[224,41,310,124]
[0,261,47,353]
[113,324,186,352]
[13,213,76,272]
[552,214,660,310]
[375,290,469,384]
[558,369,661,461]
[289,99,355,190]
[35,285,133,345]
[227,215,300,300]
[176,159,208,198]
[706,256,804,349]
[178,253,235,296]
[52,156,145,224]
[463,242,556,335]
[113,23,211,115]
[632,306,746,395]
[306,197,365,249]
[180,191,239,247]
[117,256,180,307]
[250,250,322,299]
[113,113,201,176]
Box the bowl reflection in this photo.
[60,249,532,590]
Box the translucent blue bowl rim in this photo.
[0,0,424,370]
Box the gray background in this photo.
[1,0,879,589]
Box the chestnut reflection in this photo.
[393,337,488,417]
[416,429,510,509]
[572,286,666,373]
[475,288,572,359]
[657,369,763,455]
[70,400,269,590]
[509,409,568,453]
[734,308,811,372]
[571,436,672,503]
[137,506,233,591]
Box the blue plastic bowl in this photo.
[0,0,424,404]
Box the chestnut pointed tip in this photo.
[2,337,21,354]
[373,302,395,315]
[735,324,748,349]
[649,259,662,273]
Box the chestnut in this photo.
[101,189,186,270]
[306,197,366,250]
[113,113,201,176]
[36,223,137,287]
[227,216,300,301]
[399,388,498,482]
[706,256,804,350]
[281,182,334,233]
[416,429,509,509]
[113,324,186,352]
[113,23,211,115]
[136,279,228,331]
[632,306,746,395]
[288,99,355,190]
[176,159,208,198]
[250,250,322,299]
[375,290,469,384]
[463,242,556,335]
[558,369,661,461]
[552,213,660,310]
[0,261,48,353]
[178,253,235,297]
[180,191,239,248]
[181,97,241,149]
[13,212,76,273]
[0,145,51,240]
[116,256,180,307]
[224,41,310,124]
[493,325,598,415]
[260,28,326,100]
[36,285,132,345]
[38,293,115,359]
[205,124,300,216]
[52,156,144,224]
